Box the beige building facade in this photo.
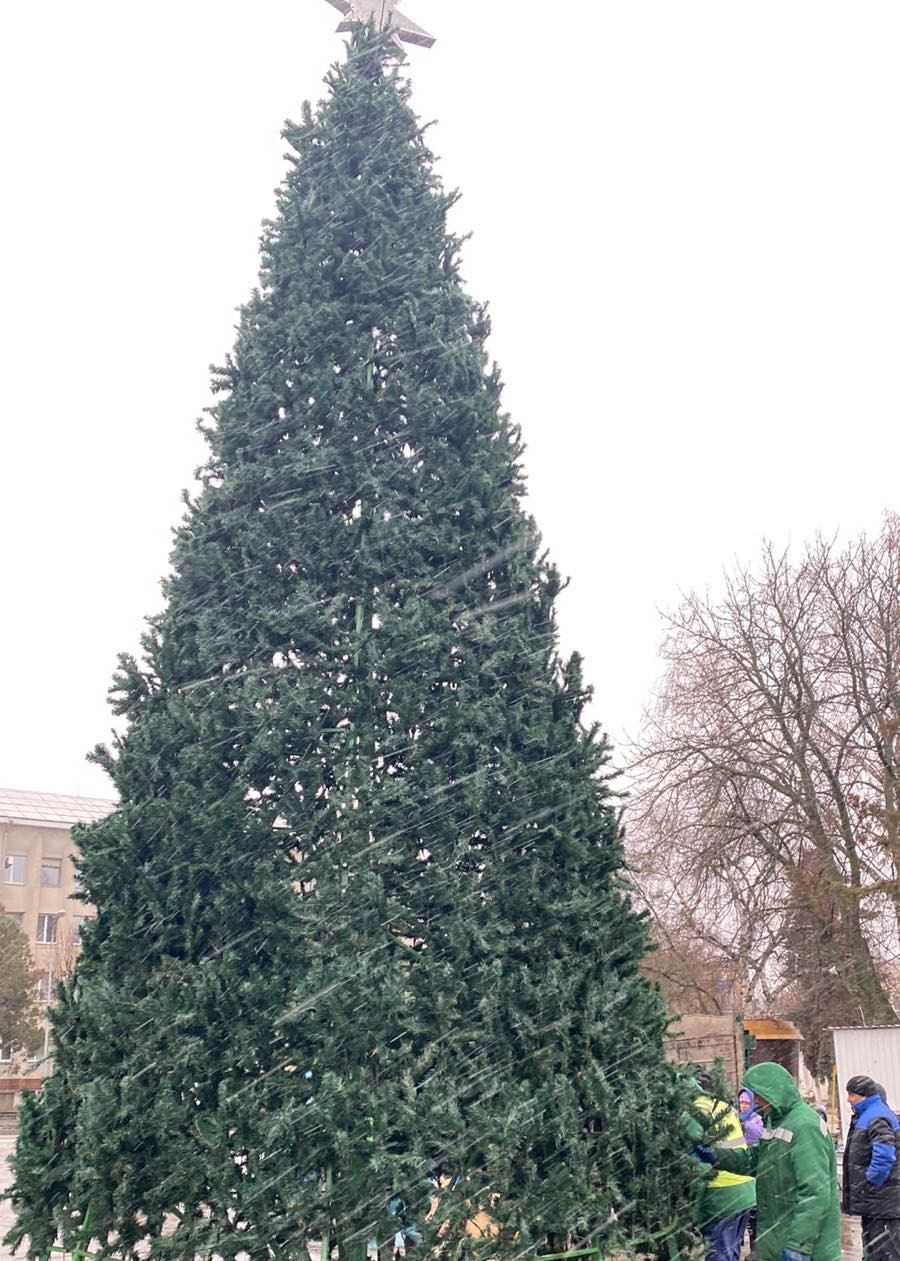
[0,787,114,1108]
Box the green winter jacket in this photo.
[714,1063,840,1261]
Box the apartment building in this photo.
[0,786,115,1106]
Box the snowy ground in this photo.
[1,1133,862,1261]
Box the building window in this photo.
[36,914,59,945]
[0,1041,12,1064]
[72,915,93,940]
[40,858,62,888]
[3,854,25,885]
[36,971,54,1004]
[4,911,24,926]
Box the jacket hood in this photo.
[852,1092,899,1128]
[738,1088,756,1115]
[742,1062,801,1118]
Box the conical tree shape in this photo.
[7,28,694,1261]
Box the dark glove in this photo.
[781,1250,811,1261]
[690,1144,715,1164]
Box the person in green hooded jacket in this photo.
[697,1062,840,1261]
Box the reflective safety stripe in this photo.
[762,1126,794,1142]
[693,1094,753,1189]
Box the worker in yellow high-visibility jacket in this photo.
[684,1071,756,1261]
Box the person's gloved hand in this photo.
[781,1249,811,1261]
[690,1144,715,1164]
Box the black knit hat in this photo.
[846,1075,879,1097]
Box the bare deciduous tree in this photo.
[629,514,900,1031]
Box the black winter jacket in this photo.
[842,1094,900,1219]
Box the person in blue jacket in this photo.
[842,1075,900,1261]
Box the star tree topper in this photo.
[325,0,435,48]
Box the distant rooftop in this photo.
[743,1017,804,1041]
[0,787,116,828]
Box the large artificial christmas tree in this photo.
[7,21,693,1261]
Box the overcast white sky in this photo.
[1,0,898,800]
